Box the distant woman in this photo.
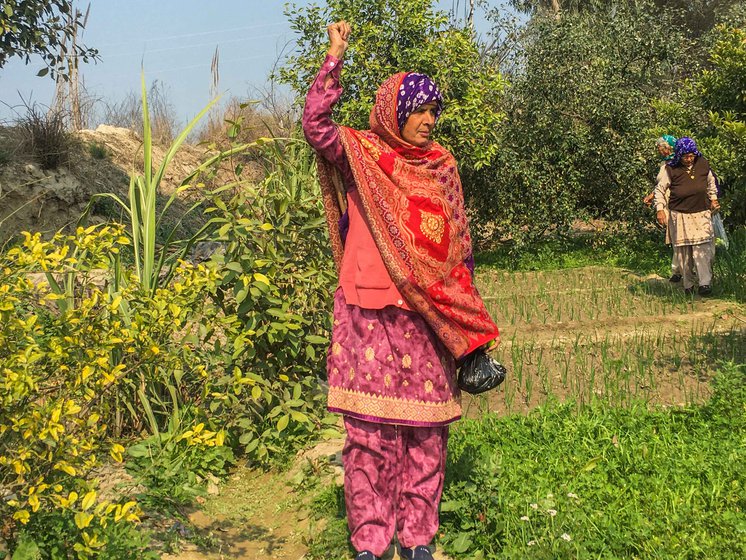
[302,21,499,560]
[654,137,720,295]
[644,135,681,282]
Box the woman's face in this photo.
[400,102,438,147]
[682,153,696,166]
[657,144,672,157]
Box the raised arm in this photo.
[302,22,352,174]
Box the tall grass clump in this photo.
[715,226,746,302]
[17,104,73,170]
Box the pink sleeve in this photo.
[302,55,354,188]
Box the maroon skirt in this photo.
[326,288,461,427]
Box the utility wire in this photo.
[94,52,276,80]
[102,31,285,59]
[93,21,287,49]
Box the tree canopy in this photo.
[0,0,97,79]
[280,0,505,172]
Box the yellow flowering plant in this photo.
[0,225,230,555]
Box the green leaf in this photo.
[290,410,309,423]
[451,534,472,554]
[277,414,290,432]
[305,334,328,344]
[11,535,40,560]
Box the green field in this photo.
[303,261,746,560]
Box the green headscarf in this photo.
[656,134,678,161]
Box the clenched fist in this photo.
[327,21,351,59]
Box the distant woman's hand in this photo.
[327,21,350,59]
[656,210,667,227]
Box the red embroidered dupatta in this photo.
[317,72,499,359]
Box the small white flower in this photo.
[530,503,538,510]
[567,493,579,499]
[527,540,537,546]
[561,533,572,541]
[546,509,557,517]
[520,516,530,522]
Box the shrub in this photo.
[202,138,339,465]
[0,226,145,555]
[17,104,73,170]
[87,141,108,160]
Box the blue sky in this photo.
[0,1,506,124]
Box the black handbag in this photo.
[457,349,507,394]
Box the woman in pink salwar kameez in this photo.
[302,21,500,560]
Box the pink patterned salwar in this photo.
[343,416,448,557]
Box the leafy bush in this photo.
[693,25,746,225]
[126,417,233,510]
[471,2,687,247]
[11,510,156,560]
[202,138,339,465]
[0,226,145,555]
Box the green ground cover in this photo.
[440,362,746,559]
[305,231,746,559]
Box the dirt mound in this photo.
[0,124,242,243]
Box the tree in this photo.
[0,0,98,79]
[508,0,611,16]
[509,0,743,36]
[280,0,505,174]
[469,1,690,247]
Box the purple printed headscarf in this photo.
[396,72,443,130]
[669,136,702,167]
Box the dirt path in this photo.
[160,439,453,560]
